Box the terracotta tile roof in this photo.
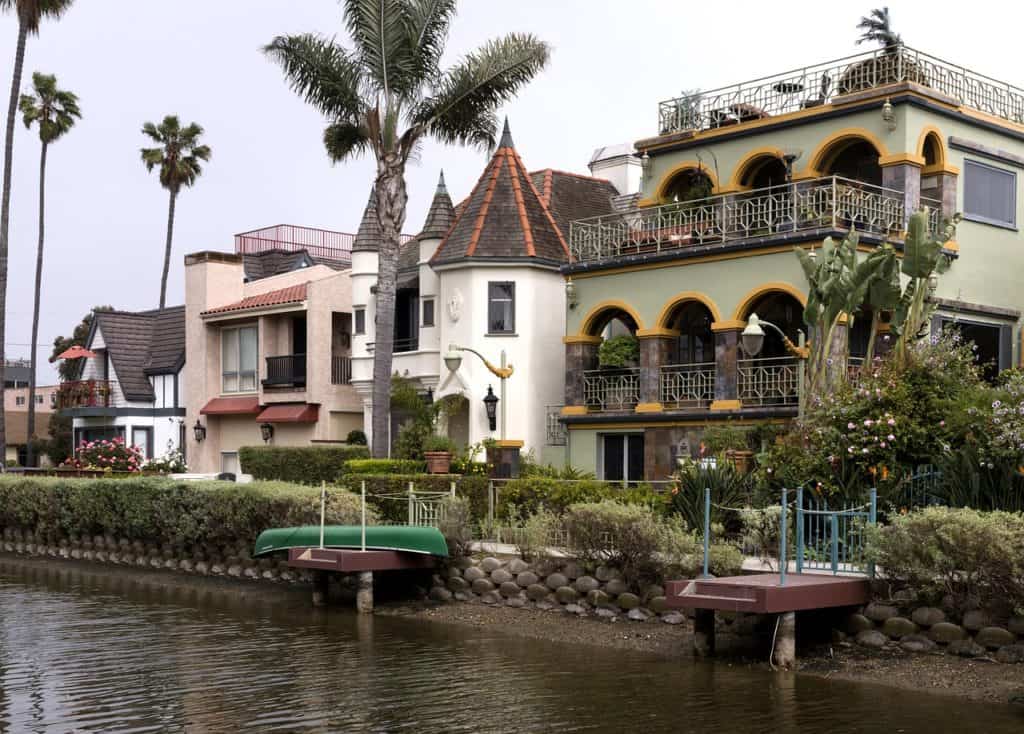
[92,306,185,403]
[201,283,307,316]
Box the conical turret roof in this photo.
[419,170,455,240]
[351,187,382,253]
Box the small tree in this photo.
[856,7,901,50]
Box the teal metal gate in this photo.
[794,487,877,577]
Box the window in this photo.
[938,317,1010,383]
[221,451,240,477]
[35,394,43,404]
[964,160,1016,228]
[15,396,24,406]
[131,427,153,461]
[600,434,644,483]
[488,282,515,334]
[354,307,366,335]
[222,325,258,393]
[422,298,435,327]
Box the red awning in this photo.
[200,396,261,415]
[57,345,96,360]
[256,403,319,423]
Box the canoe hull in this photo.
[254,525,449,558]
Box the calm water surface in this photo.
[0,559,1021,733]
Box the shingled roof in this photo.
[528,169,619,236]
[352,187,382,253]
[92,306,185,403]
[201,283,308,316]
[242,249,314,281]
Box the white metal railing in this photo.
[738,356,800,407]
[583,368,641,412]
[659,363,715,409]
[658,45,1024,134]
[545,404,567,446]
[570,176,942,265]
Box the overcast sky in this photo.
[0,0,1016,383]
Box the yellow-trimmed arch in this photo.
[655,291,723,329]
[730,282,807,321]
[917,125,947,172]
[653,160,720,203]
[577,299,646,337]
[726,146,784,191]
[801,128,891,178]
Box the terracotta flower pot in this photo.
[726,449,755,475]
[424,451,452,475]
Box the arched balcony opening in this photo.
[819,138,883,186]
[579,306,641,413]
[739,291,805,408]
[661,300,715,409]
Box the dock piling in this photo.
[356,571,374,614]
[312,570,329,607]
[693,608,716,657]
[772,611,796,669]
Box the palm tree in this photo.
[265,0,550,458]
[856,7,901,50]
[0,0,74,464]
[140,115,211,309]
[19,71,79,467]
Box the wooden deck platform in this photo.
[286,547,437,573]
[665,573,870,614]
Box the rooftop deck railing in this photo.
[570,176,941,265]
[234,224,356,263]
[658,45,1024,135]
[57,380,116,409]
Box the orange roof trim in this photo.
[202,283,308,316]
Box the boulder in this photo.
[463,566,486,583]
[604,578,629,597]
[855,630,888,649]
[429,585,453,602]
[963,610,990,632]
[595,608,618,620]
[995,644,1024,664]
[928,622,967,644]
[617,592,641,610]
[535,600,556,612]
[595,565,621,582]
[881,617,919,639]
[648,596,668,614]
[227,564,242,577]
[661,612,686,625]
[846,613,874,635]
[892,588,917,604]
[975,626,1016,650]
[453,591,474,602]
[643,585,665,603]
[490,568,513,585]
[587,589,612,608]
[1009,616,1024,636]
[480,557,503,573]
[479,590,502,605]
[564,603,587,616]
[516,571,539,588]
[499,581,522,598]
[900,634,937,654]
[864,603,899,623]
[911,607,946,628]
[574,576,600,594]
[555,586,579,604]
[545,572,569,590]
[947,639,985,658]
[455,556,474,570]
[505,596,526,609]
[561,562,584,580]
[471,578,495,595]
[526,584,550,601]
[447,576,469,592]
[243,566,259,579]
[627,608,651,622]
[508,558,531,575]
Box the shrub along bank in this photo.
[239,445,369,485]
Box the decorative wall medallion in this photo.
[447,288,464,323]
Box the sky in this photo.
[0,0,1018,384]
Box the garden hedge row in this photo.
[340,458,426,476]
[239,445,370,485]
[340,474,489,524]
[0,476,370,551]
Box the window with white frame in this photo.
[963,159,1017,228]
[35,394,43,404]
[221,451,240,476]
[222,325,258,393]
[354,307,366,335]
[15,396,24,406]
[487,282,515,334]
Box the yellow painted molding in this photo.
[711,319,746,332]
[636,327,680,338]
[922,163,960,176]
[710,399,742,411]
[916,125,947,167]
[943,240,959,252]
[567,417,792,430]
[561,405,588,416]
[731,282,808,321]
[836,312,850,325]
[494,439,524,448]
[878,152,926,167]
[563,335,603,345]
[635,402,664,414]
[652,159,721,204]
[959,105,1024,136]
[577,299,646,337]
[636,197,658,208]
[726,146,784,190]
[804,127,891,178]
[876,322,892,333]
[654,290,724,327]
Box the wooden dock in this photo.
[665,573,870,614]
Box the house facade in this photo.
[556,44,1024,481]
[4,382,59,466]
[184,226,363,475]
[59,307,186,462]
[350,122,626,461]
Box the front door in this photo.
[602,433,644,483]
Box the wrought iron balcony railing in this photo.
[545,404,567,446]
[659,363,715,409]
[57,380,115,409]
[583,368,641,412]
[263,354,306,387]
[738,356,800,407]
[331,355,353,385]
[570,176,941,265]
[658,45,1024,135]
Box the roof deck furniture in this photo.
[57,380,115,409]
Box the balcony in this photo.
[263,355,306,388]
[659,363,715,409]
[57,380,115,409]
[366,336,420,354]
[738,356,800,408]
[569,176,941,266]
[583,368,641,412]
[546,404,567,446]
[331,356,353,385]
[657,45,1024,135]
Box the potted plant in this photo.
[423,434,457,474]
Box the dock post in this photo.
[312,570,329,607]
[779,487,788,586]
[356,571,374,614]
[693,608,716,657]
[772,611,796,669]
[702,487,710,578]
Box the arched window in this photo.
[665,301,714,365]
[743,292,805,358]
[662,168,714,204]
[820,139,882,185]
[741,156,788,189]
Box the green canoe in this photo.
[254,525,449,558]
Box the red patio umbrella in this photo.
[57,345,96,360]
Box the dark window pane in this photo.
[422,299,435,327]
[488,282,515,333]
[355,308,366,335]
[603,435,624,481]
[627,434,645,482]
[964,160,1016,226]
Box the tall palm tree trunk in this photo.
[370,160,408,458]
[26,141,47,468]
[159,188,176,309]
[0,21,29,464]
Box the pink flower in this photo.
[864,419,873,427]
[887,418,896,426]
[887,434,895,441]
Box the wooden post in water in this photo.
[356,571,374,614]
[312,570,329,607]
[773,611,797,669]
[319,481,326,549]
[693,608,716,657]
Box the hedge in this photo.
[495,478,665,519]
[239,445,370,485]
[0,475,372,552]
[340,458,426,476]
[340,474,489,524]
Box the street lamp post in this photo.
[443,344,514,439]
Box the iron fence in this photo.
[738,356,799,407]
[659,363,715,409]
[583,368,641,412]
[545,405,567,446]
[331,356,353,385]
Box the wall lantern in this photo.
[260,422,275,444]
[640,150,651,179]
[483,386,499,432]
[193,420,207,443]
[782,149,802,183]
[881,98,896,132]
[565,278,578,310]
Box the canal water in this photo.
[0,560,1021,733]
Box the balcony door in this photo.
[601,433,644,483]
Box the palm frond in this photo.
[1,0,75,35]
[404,0,456,82]
[19,71,80,142]
[344,0,415,98]
[139,115,211,192]
[264,33,366,121]
[410,33,550,152]
[323,120,371,162]
[856,6,901,48]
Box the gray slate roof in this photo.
[242,250,313,281]
[352,187,382,253]
[92,306,185,402]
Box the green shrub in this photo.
[340,474,489,525]
[496,478,662,519]
[598,334,639,368]
[669,459,751,531]
[702,424,751,454]
[345,430,367,446]
[438,495,473,559]
[423,434,458,453]
[239,445,370,485]
[0,475,371,551]
[866,506,1024,615]
[340,458,426,476]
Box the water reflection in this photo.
[0,559,1020,733]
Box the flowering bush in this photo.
[61,438,143,472]
[144,445,187,474]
